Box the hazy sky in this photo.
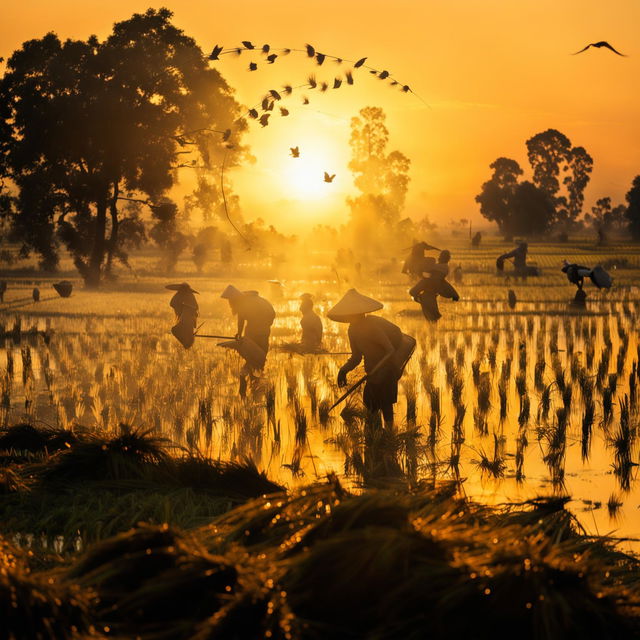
[2,1,639,232]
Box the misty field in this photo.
[1,238,639,545]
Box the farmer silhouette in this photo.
[409,249,459,322]
[496,242,536,277]
[299,293,323,351]
[402,241,439,281]
[221,285,276,396]
[166,282,199,349]
[329,289,415,429]
[562,260,612,309]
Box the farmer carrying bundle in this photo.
[409,249,459,322]
[329,289,416,428]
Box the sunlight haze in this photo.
[1,0,638,231]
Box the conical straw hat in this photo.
[165,282,199,294]
[221,284,243,299]
[327,289,383,321]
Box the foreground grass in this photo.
[2,423,640,639]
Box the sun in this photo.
[278,140,343,201]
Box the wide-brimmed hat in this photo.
[221,284,243,299]
[327,288,383,322]
[408,241,440,252]
[166,282,199,294]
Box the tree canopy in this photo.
[477,129,593,236]
[347,107,411,252]
[625,175,640,240]
[0,8,248,285]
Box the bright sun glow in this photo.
[277,140,344,201]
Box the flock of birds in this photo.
[211,37,627,188]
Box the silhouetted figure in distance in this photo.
[0,281,6,303]
[409,250,459,322]
[166,282,199,349]
[32,287,40,302]
[471,231,482,247]
[402,241,439,281]
[497,242,537,278]
[300,293,323,351]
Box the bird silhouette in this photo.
[290,146,300,158]
[248,62,258,71]
[259,113,270,127]
[572,41,627,56]
[209,45,223,60]
[324,172,335,183]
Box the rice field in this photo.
[1,238,639,547]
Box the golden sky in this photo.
[2,1,639,232]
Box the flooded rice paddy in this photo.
[1,245,639,547]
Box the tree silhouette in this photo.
[347,107,410,251]
[526,129,592,229]
[0,8,247,286]
[474,157,523,238]
[510,181,556,235]
[583,197,627,237]
[625,175,640,240]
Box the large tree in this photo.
[526,129,593,228]
[347,107,410,251]
[0,8,247,286]
[625,175,640,240]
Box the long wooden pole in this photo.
[329,352,393,412]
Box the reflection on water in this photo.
[1,276,639,548]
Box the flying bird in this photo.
[248,62,258,71]
[208,45,223,61]
[266,53,278,64]
[572,41,627,56]
[259,113,270,127]
[290,147,300,158]
[324,172,335,183]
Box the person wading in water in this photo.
[496,241,538,277]
[329,289,415,429]
[299,293,323,352]
[401,241,440,281]
[166,282,199,349]
[409,249,459,322]
[221,285,276,396]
